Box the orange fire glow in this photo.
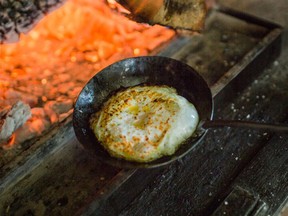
[2,134,16,150]
[0,0,174,73]
[0,0,175,147]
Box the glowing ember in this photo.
[0,0,175,148]
[2,134,16,150]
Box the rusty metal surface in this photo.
[116,1,288,215]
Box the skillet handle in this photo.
[202,119,288,133]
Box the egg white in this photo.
[90,85,199,162]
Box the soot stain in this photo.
[164,0,193,19]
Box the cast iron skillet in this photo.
[73,56,288,169]
[73,56,212,168]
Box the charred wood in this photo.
[0,0,66,43]
[0,101,31,145]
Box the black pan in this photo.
[73,56,288,169]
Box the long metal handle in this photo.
[202,119,288,132]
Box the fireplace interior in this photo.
[0,0,175,160]
[0,0,285,215]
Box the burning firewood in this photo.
[0,101,31,145]
[0,0,213,44]
[112,0,207,31]
[0,0,175,148]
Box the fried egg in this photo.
[90,85,199,162]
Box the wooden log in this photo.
[0,101,31,145]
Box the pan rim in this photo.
[73,55,213,169]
